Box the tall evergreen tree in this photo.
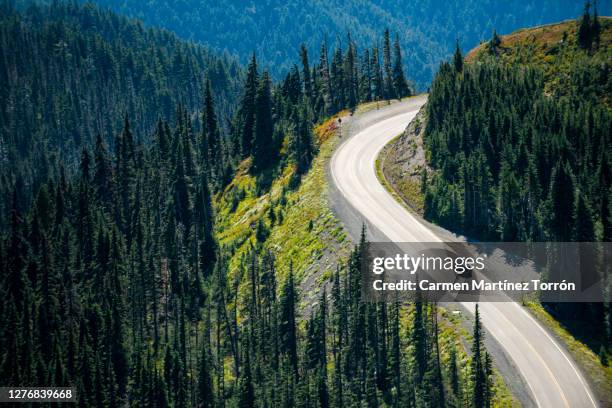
[453,40,463,73]
[279,268,298,374]
[412,295,427,382]
[370,47,384,101]
[252,71,276,172]
[392,34,410,99]
[198,335,214,408]
[202,78,221,173]
[300,44,313,101]
[578,1,592,50]
[592,1,601,48]
[471,305,486,408]
[239,54,259,156]
[93,134,116,213]
[319,43,333,116]
[382,28,395,99]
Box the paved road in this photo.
[329,96,598,408]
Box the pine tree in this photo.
[370,47,384,102]
[392,34,410,99]
[283,64,302,104]
[382,28,395,99]
[549,161,575,241]
[252,71,275,172]
[412,296,427,381]
[483,352,493,408]
[319,43,333,115]
[488,29,502,55]
[239,54,259,156]
[77,148,94,265]
[290,102,315,175]
[279,267,298,374]
[592,1,601,48]
[116,115,136,233]
[573,191,595,241]
[156,118,171,162]
[359,49,372,102]
[237,342,255,408]
[194,173,216,277]
[300,44,312,101]
[578,1,592,50]
[202,78,221,174]
[93,133,116,212]
[453,40,463,73]
[109,231,129,398]
[198,336,214,408]
[330,47,345,111]
[389,299,402,403]
[172,138,191,229]
[471,305,486,408]
[344,36,359,110]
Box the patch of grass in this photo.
[354,99,399,114]
[524,300,612,402]
[266,116,352,285]
[376,135,425,215]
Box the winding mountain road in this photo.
[328,96,599,408]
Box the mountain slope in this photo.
[383,14,611,241]
[466,17,612,107]
[422,16,611,241]
[0,8,506,406]
[79,0,594,89]
[380,13,612,403]
[0,2,242,223]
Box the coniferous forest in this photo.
[0,1,242,229]
[422,9,611,354]
[73,0,588,90]
[0,2,503,407]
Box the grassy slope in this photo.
[213,117,353,382]
[213,112,352,308]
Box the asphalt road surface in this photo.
[329,96,599,408]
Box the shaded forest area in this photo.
[0,1,242,229]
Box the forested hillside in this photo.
[420,9,611,360]
[424,13,611,242]
[68,0,593,90]
[0,3,505,406]
[0,1,242,226]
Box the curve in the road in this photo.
[329,97,598,408]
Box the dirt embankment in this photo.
[378,103,431,215]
